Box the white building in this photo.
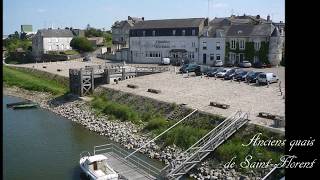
[32,29,74,57]
[129,18,208,64]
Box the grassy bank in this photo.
[91,91,225,149]
[91,89,285,177]
[3,66,68,96]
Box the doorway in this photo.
[203,54,207,64]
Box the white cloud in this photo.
[212,3,228,8]
[37,9,47,13]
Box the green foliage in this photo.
[60,50,79,55]
[70,37,94,52]
[84,26,112,47]
[258,42,269,64]
[3,66,68,95]
[160,126,208,149]
[91,96,140,124]
[144,117,168,131]
[244,42,255,62]
[85,28,104,37]
[4,37,32,53]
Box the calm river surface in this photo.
[3,95,162,180]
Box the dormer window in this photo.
[192,29,196,36]
[237,30,243,34]
[172,30,176,36]
[152,30,155,36]
[182,30,186,36]
[142,30,146,36]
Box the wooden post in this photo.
[105,69,110,84]
[91,68,94,93]
[79,69,83,96]
[122,67,125,80]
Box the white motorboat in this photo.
[80,152,119,180]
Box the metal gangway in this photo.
[161,111,249,180]
[93,143,163,180]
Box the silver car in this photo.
[213,60,223,67]
[239,61,252,68]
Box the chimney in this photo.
[267,15,270,21]
[256,15,260,19]
[128,16,131,20]
[204,18,209,26]
[142,17,144,21]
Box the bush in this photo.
[70,37,94,52]
[160,126,208,149]
[144,117,168,131]
[91,95,140,124]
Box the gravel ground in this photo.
[102,67,285,131]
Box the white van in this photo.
[161,58,170,65]
[257,73,279,85]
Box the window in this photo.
[143,31,146,36]
[172,30,176,36]
[231,39,236,49]
[216,54,221,60]
[254,41,261,51]
[202,42,207,50]
[191,52,194,59]
[239,39,245,49]
[152,30,156,36]
[216,42,221,50]
[192,29,196,36]
[254,56,259,63]
[48,45,52,51]
[48,39,51,43]
[56,38,59,42]
[192,42,196,47]
[182,30,186,36]
[210,54,214,61]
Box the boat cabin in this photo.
[80,154,118,180]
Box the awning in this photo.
[86,155,108,164]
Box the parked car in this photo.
[234,70,249,81]
[224,68,242,80]
[257,73,279,85]
[216,68,232,78]
[253,61,267,68]
[246,71,263,83]
[180,64,201,75]
[206,67,224,77]
[161,58,170,65]
[238,61,252,68]
[224,61,235,67]
[83,55,92,61]
[213,60,223,67]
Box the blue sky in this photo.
[3,0,285,35]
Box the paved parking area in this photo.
[102,67,285,131]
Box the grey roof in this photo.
[251,23,274,36]
[38,29,74,37]
[131,18,205,29]
[112,20,132,28]
[226,24,255,36]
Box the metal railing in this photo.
[162,111,249,179]
[94,143,162,178]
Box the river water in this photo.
[3,95,162,180]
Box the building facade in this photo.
[129,18,208,64]
[112,16,144,51]
[32,29,74,57]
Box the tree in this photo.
[70,37,94,52]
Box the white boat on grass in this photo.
[80,152,119,180]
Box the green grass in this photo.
[60,50,79,55]
[91,95,140,124]
[3,66,68,95]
